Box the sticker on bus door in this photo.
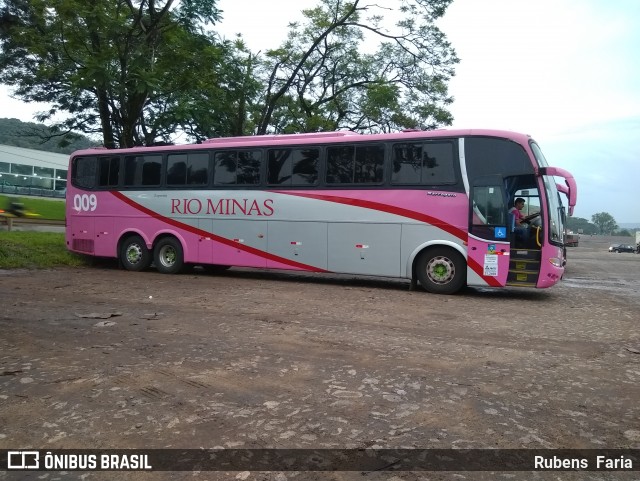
[483,254,498,276]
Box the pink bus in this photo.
[65,129,576,294]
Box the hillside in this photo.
[0,118,97,154]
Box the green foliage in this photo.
[0,195,65,220]
[255,0,458,134]
[565,216,598,235]
[1,0,458,143]
[591,212,618,235]
[0,0,249,147]
[0,118,97,153]
[0,232,86,268]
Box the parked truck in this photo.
[565,231,579,247]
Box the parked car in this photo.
[608,244,636,253]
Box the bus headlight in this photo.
[548,257,563,268]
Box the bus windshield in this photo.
[530,141,566,244]
[542,175,564,244]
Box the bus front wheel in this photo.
[154,237,184,274]
[415,247,466,295]
[120,235,151,272]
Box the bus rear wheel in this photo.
[120,235,151,271]
[416,247,466,295]
[154,237,184,274]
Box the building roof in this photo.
[0,144,68,170]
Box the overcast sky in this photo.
[1,0,639,223]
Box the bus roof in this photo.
[70,129,534,157]
[202,131,362,143]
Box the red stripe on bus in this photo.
[466,258,503,287]
[110,191,329,273]
[272,191,502,287]
[111,191,502,288]
[270,191,467,240]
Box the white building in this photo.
[0,144,68,198]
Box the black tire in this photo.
[415,246,466,294]
[154,237,184,274]
[120,235,151,271]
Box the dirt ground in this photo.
[1,235,639,481]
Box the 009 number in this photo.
[73,194,97,212]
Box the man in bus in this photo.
[509,197,529,245]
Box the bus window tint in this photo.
[124,155,162,186]
[214,151,236,185]
[167,154,187,185]
[167,153,209,186]
[392,142,456,185]
[464,137,534,179]
[72,157,97,189]
[327,145,384,184]
[268,148,319,185]
[237,151,261,185]
[327,146,353,183]
[473,186,506,225]
[214,150,262,185]
[187,152,209,185]
[98,157,120,187]
[98,156,120,187]
[292,149,319,185]
[355,145,384,183]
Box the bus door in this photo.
[467,176,510,287]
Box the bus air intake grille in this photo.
[73,238,94,253]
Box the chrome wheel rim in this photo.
[426,255,455,285]
[126,244,143,265]
[158,245,177,268]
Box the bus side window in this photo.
[142,157,162,185]
[167,154,187,185]
[186,152,209,185]
[214,151,236,185]
[214,150,262,185]
[98,156,120,188]
[291,149,319,185]
[472,186,505,226]
[268,148,319,186]
[237,151,261,185]
[326,146,354,184]
[354,145,384,183]
[72,156,98,189]
[326,145,384,184]
[167,153,209,186]
[391,142,456,185]
[125,155,162,186]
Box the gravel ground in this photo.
[1,235,639,481]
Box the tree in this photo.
[254,0,458,135]
[172,40,262,141]
[0,0,247,148]
[0,0,459,145]
[591,212,618,235]
[565,216,598,235]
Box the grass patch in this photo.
[0,232,88,269]
[0,195,65,221]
